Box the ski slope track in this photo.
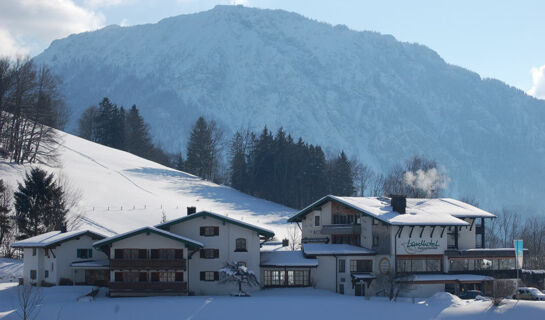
[32,5,545,210]
[0,132,296,239]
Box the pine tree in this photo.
[230,132,248,192]
[328,151,354,196]
[174,152,185,171]
[14,168,67,239]
[125,105,153,158]
[185,117,221,180]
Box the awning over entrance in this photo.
[351,273,376,281]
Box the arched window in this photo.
[235,238,247,252]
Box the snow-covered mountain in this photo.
[33,5,545,210]
[0,131,295,239]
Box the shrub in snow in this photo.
[59,278,73,286]
[492,279,517,306]
[219,261,260,296]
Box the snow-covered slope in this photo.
[0,132,295,238]
[33,5,545,210]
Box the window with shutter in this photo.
[200,226,219,237]
[115,272,123,282]
[175,249,183,259]
[235,238,247,252]
[200,249,219,259]
[201,271,218,281]
[115,249,124,259]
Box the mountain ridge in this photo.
[33,5,545,210]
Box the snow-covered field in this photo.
[0,284,544,320]
[0,259,22,284]
[0,132,295,239]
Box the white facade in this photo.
[290,196,504,298]
[14,231,107,286]
[164,214,263,295]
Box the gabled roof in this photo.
[11,230,106,248]
[288,195,491,226]
[93,226,203,249]
[155,210,275,239]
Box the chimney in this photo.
[187,206,197,215]
[390,195,406,214]
[60,224,67,233]
[282,239,289,247]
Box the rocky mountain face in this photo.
[34,5,545,210]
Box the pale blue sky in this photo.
[1,0,544,96]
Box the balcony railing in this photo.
[110,259,186,270]
[320,224,361,235]
[109,281,187,293]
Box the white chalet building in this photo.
[11,230,108,286]
[12,196,526,298]
[287,195,522,297]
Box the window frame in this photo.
[235,238,247,252]
[200,226,219,237]
[200,271,219,281]
[338,259,346,273]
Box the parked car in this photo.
[514,287,545,301]
[459,290,483,300]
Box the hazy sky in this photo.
[1,0,544,98]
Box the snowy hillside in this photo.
[0,132,295,239]
[33,5,545,210]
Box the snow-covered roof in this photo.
[302,244,375,256]
[93,226,203,249]
[11,230,106,248]
[398,274,494,283]
[260,251,318,267]
[156,211,275,239]
[289,195,494,226]
[260,242,293,252]
[71,260,109,268]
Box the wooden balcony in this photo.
[110,259,186,270]
[109,281,187,296]
[320,224,361,235]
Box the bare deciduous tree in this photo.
[0,57,66,165]
[286,224,301,251]
[17,284,43,320]
[375,272,415,301]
